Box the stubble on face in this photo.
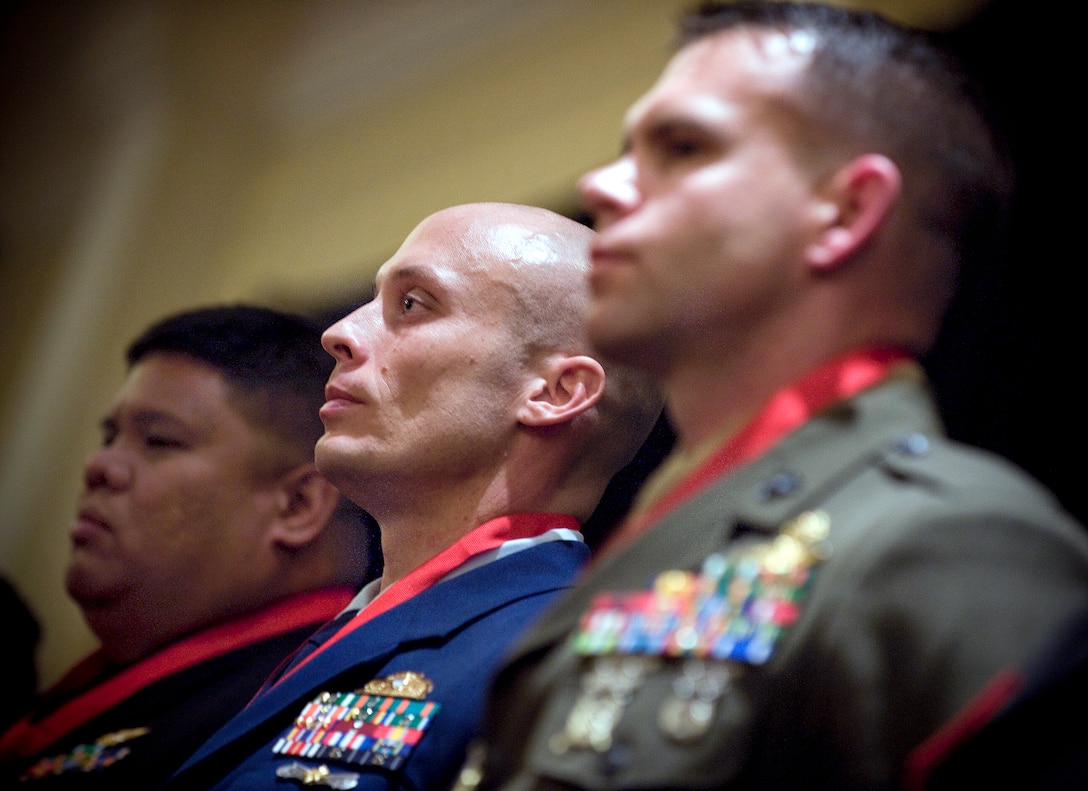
[314,208,564,514]
[65,356,279,615]
[582,31,818,377]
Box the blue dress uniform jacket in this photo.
[165,539,589,791]
[469,377,1088,791]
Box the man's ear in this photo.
[516,354,606,428]
[805,153,901,270]
[269,464,342,549]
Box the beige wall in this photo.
[0,0,987,690]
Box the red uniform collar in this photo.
[268,513,579,688]
[0,586,355,760]
[598,347,914,558]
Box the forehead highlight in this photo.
[634,28,812,116]
[621,29,817,159]
[378,216,566,293]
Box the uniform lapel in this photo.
[169,541,588,785]
[500,377,945,666]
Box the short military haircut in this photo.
[676,1,1014,279]
[126,304,332,463]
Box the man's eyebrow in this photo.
[375,264,426,293]
[645,114,712,140]
[619,117,677,155]
[100,409,187,431]
[390,264,432,281]
[131,409,185,427]
[382,264,457,301]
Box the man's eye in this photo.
[664,138,700,157]
[402,295,418,312]
[145,436,184,449]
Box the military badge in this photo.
[273,672,439,772]
[362,670,432,700]
[571,510,830,664]
[18,727,150,779]
[555,511,831,752]
[548,654,660,754]
[276,760,360,788]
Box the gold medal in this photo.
[549,655,660,754]
[658,659,735,743]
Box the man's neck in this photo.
[663,341,869,450]
[372,488,512,589]
[366,453,573,589]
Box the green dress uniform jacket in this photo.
[469,376,1088,791]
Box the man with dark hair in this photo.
[458,4,1088,790]
[0,304,378,788]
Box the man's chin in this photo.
[64,564,112,604]
[314,439,367,488]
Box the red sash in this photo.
[269,513,579,687]
[599,347,913,558]
[0,586,354,760]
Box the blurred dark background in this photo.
[927,0,1084,530]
